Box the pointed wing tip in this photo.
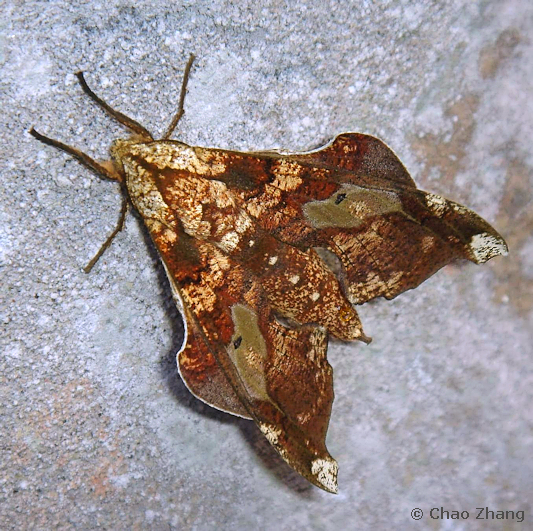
[469,232,509,263]
[359,331,372,345]
[311,456,339,494]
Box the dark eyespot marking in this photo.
[335,193,346,205]
[233,336,243,349]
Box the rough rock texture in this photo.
[1,1,531,529]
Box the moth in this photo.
[31,55,507,493]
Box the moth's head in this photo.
[110,137,143,161]
[106,138,143,183]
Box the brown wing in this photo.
[206,133,507,304]
[285,132,417,190]
[297,187,508,303]
[178,305,251,419]
[164,235,340,492]
[158,236,250,418]
[134,132,506,493]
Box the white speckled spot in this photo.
[268,256,278,265]
[311,457,338,494]
[289,275,300,284]
[469,232,508,263]
[310,292,320,301]
[219,231,240,252]
[425,192,447,216]
[259,423,282,445]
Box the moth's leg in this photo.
[29,128,129,272]
[76,72,153,141]
[84,193,129,273]
[29,128,121,182]
[162,53,195,140]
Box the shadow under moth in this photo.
[31,55,507,493]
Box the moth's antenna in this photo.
[84,194,129,273]
[162,53,196,140]
[76,72,154,141]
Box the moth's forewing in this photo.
[165,235,339,492]
[208,133,508,304]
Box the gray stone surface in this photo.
[1,1,532,529]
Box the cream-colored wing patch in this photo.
[469,232,509,263]
[311,457,339,494]
[303,184,406,229]
[228,304,271,403]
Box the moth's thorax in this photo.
[113,139,257,254]
[111,138,227,174]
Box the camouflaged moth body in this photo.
[31,57,508,493]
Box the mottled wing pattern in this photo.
[31,67,508,496]
[165,234,339,492]
[209,133,508,305]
